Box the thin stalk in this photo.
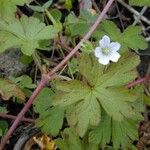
[0,0,115,149]
[45,9,57,27]
[0,113,34,123]
[32,52,44,73]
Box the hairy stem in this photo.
[0,0,114,149]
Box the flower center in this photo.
[101,47,110,55]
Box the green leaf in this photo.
[28,5,45,13]
[0,78,25,101]
[80,41,94,54]
[43,0,53,9]
[93,20,147,52]
[112,119,138,150]
[56,128,99,150]
[65,10,97,36]
[129,0,150,6]
[123,26,147,50]
[0,15,58,55]
[89,111,139,150]
[0,0,28,21]
[50,9,62,21]
[53,52,140,136]
[55,128,83,150]
[89,111,111,148]
[36,107,64,136]
[20,55,33,64]
[12,75,36,89]
[0,107,7,113]
[67,58,78,74]
[67,93,101,137]
[64,0,72,10]
[0,120,8,137]
[34,88,53,114]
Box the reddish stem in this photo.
[0,0,115,149]
[0,113,34,123]
[126,75,150,89]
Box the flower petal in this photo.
[99,35,110,48]
[109,52,120,62]
[110,42,121,52]
[98,56,110,65]
[94,47,102,58]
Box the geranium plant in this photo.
[0,0,150,149]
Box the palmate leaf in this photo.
[0,15,58,55]
[93,20,147,52]
[53,52,139,137]
[89,110,139,150]
[0,0,28,21]
[129,0,150,6]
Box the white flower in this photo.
[94,35,121,65]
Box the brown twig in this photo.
[0,113,34,123]
[0,0,115,149]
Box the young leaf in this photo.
[0,78,25,101]
[93,20,147,52]
[129,0,150,6]
[36,107,64,136]
[0,15,58,55]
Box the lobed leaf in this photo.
[53,52,140,136]
[0,15,59,55]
